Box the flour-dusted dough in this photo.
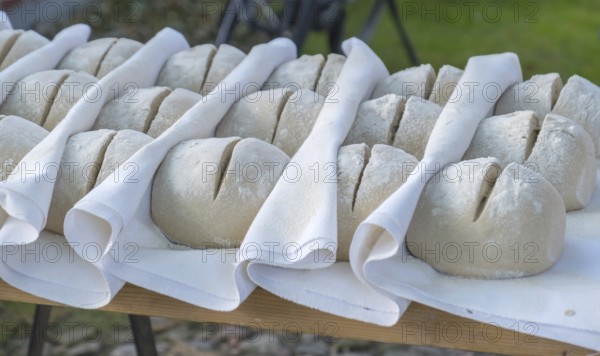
[58,38,116,76]
[157,44,216,93]
[46,129,117,234]
[215,89,291,143]
[552,75,600,157]
[200,44,246,95]
[392,96,442,160]
[495,73,563,120]
[264,54,325,92]
[0,69,71,125]
[0,30,21,64]
[316,53,345,97]
[372,64,436,100]
[93,86,171,132]
[96,38,142,78]
[407,158,566,279]
[95,129,153,186]
[344,94,405,147]
[526,113,596,211]
[146,88,202,138]
[0,30,48,70]
[43,71,98,130]
[0,115,49,181]
[152,137,289,248]
[272,89,324,157]
[336,144,370,262]
[428,64,463,106]
[463,111,539,168]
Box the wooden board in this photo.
[0,280,592,355]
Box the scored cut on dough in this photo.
[271,89,325,157]
[215,88,292,143]
[407,157,566,279]
[495,73,563,121]
[156,44,216,93]
[392,96,442,160]
[46,129,117,235]
[0,69,72,126]
[264,54,325,92]
[96,38,143,78]
[428,64,463,106]
[0,30,22,65]
[95,129,153,186]
[526,113,597,211]
[372,63,436,100]
[58,38,117,76]
[152,137,289,249]
[0,115,49,181]
[146,88,202,138]
[0,30,49,70]
[552,75,600,157]
[316,53,345,97]
[463,110,540,168]
[43,71,98,130]
[200,44,246,95]
[93,86,171,133]
[344,94,405,147]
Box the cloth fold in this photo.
[63,38,297,310]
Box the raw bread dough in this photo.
[552,75,600,157]
[526,113,597,211]
[0,30,21,65]
[463,111,539,168]
[495,73,563,120]
[215,89,291,143]
[46,129,117,234]
[0,69,71,126]
[156,44,216,92]
[264,54,325,91]
[0,115,49,181]
[0,30,48,70]
[428,64,463,106]
[316,53,345,97]
[43,71,98,130]
[392,96,442,160]
[407,158,566,279]
[200,44,245,95]
[93,86,171,132]
[58,38,116,76]
[152,137,289,248]
[95,129,153,186]
[344,94,405,147]
[146,88,202,138]
[272,89,324,157]
[372,63,436,100]
[96,38,142,78]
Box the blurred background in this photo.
[0,0,598,355]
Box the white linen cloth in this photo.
[63,38,297,310]
[0,28,189,307]
[242,38,403,324]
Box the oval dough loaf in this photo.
[96,38,142,78]
[428,64,463,106]
[372,63,436,100]
[146,88,202,138]
[495,73,563,120]
[200,44,246,95]
[0,30,48,70]
[407,158,566,279]
[152,137,289,248]
[392,96,442,160]
[58,38,117,76]
[264,54,325,91]
[0,30,22,65]
[344,94,405,147]
[0,115,49,181]
[95,130,153,186]
[316,53,345,97]
[43,71,98,130]
[157,44,216,92]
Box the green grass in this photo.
[303,0,600,83]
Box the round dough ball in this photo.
[58,38,117,76]
[46,129,116,234]
[96,38,142,78]
[344,94,405,147]
[201,44,246,95]
[372,64,436,100]
[495,73,563,121]
[93,86,171,132]
[152,137,289,249]
[428,65,463,106]
[146,88,201,138]
[463,110,539,168]
[316,53,345,97]
[157,44,216,93]
[264,54,325,92]
[44,71,98,130]
[0,30,48,70]
[95,130,153,186]
[392,96,442,160]
[272,89,324,157]
[0,115,49,181]
[407,158,566,279]
[526,113,597,211]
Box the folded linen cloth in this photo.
[63,38,297,310]
[0,28,189,307]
